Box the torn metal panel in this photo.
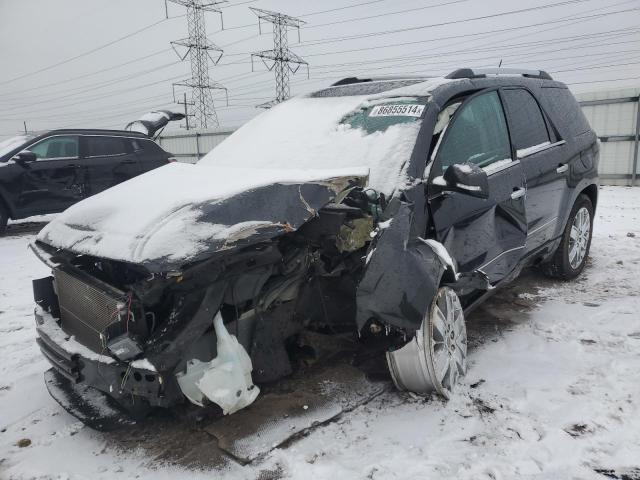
[356,201,445,333]
[37,169,368,273]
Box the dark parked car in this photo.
[30,68,598,427]
[0,128,176,233]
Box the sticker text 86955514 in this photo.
[369,104,425,118]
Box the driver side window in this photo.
[28,136,79,160]
[436,91,511,172]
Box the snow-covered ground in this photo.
[1,186,639,479]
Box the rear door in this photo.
[501,88,567,253]
[80,135,141,196]
[16,135,84,214]
[428,89,527,284]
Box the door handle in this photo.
[556,164,569,173]
[511,187,526,200]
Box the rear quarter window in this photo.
[539,87,591,138]
[134,139,165,155]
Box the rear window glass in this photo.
[502,89,550,150]
[86,136,128,157]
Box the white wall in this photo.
[574,87,640,186]
[157,129,236,163]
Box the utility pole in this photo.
[250,7,308,109]
[177,92,195,130]
[168,0,228,129]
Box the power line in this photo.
[566,75,640,85]
[1,0,629,102]
[298,8,640,58]
[304,0,472,30]
[0,16,180,86]
[295,0,596,47]
[0,48,173,98]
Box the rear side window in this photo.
[502,89,550,150]
[540,87,591,137]
[85,136,128,157]
[29,136,79,159]
[436,91,512,171]
[133,139,164,155]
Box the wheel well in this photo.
[580,184,598,211]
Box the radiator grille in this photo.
[54,268,127,353]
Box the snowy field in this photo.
[1,186,639,480]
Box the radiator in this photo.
[54,268,128,353]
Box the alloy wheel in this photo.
[568,206,591,269]
[386,287,467,398]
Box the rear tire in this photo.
[542,194,593,280]
[0,204,8,236]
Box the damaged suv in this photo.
[31,68,598,426]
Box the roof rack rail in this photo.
[446,68,553,80]
[330,75,431,87]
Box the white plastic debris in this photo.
[176,312,259,414]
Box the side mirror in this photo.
[13,150,37,164]
[437,163,489,199]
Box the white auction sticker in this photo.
[369,104,425,117]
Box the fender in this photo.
[356,201,451,334]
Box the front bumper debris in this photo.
[34,307,182,413]
[44,368,134,431]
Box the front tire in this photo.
[542,194,594,280]
[386,286,467,399]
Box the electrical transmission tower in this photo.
[168,0,227,129]
[250,7,308,109]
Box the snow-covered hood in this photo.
[37,163,368,272]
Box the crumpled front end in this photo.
[31,171,389,427]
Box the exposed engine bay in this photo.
[31,180,416,419]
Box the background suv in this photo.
[0,129,175,233]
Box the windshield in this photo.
[0,134,34,160]
[199,95,427,196]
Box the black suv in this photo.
[0,129,174,233]
[30,68,598,426]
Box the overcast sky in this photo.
[0,0,639,137]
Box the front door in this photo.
[16,135,84,215]
[428,89,527,285]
